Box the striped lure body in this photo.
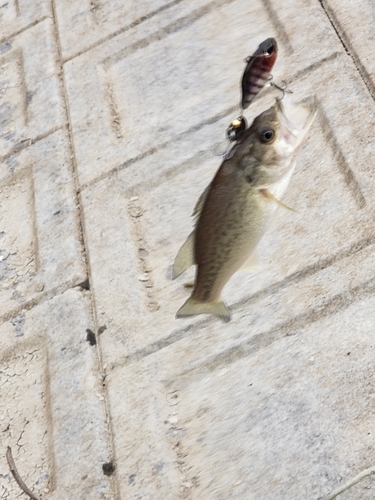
[241,38,278,110]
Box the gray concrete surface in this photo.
[1,0,375,499]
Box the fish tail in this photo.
[176,296,231,323]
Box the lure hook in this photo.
[268,75,293,100]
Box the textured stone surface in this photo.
[64,0,342,187]
[0,289,113,499]
[0,0,51,40]
[103,289,375,499]
[0,130,86,321]
[321,0,375,93]
[0,19,64,158]
[2,0,375,498]
[54,0,175,61]
[82,52,375,355]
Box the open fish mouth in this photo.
[277,94,317,133]
[275,95,317,149]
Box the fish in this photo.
[241,37,278,110]
[172,95,317,322]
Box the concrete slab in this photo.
[80,44,375,498]
[0,130,86,322]
[321,0,375,95]
[64,0,343,188]
[0,19,64,158]
[0,288,114,500]
[0,0,51,41]
[81,52,375,355]
[104,289,375,499]
[2,0,375,498]
[54,0,177,61]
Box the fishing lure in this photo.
[218,38,290,158]
[226,115,248,142]
[241,37,278,110]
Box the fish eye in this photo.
[258,127,275,143]
[265,45,274,56]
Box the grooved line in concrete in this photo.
[288,51,341,84]
[63,0,198,63]
[0,164,39,270]
[260,0,293,54]
[318,0,375,101]
[18,48,28,126]
[49,2,120,497]
[126,198,160,313]
[0,16,50,45]
[0,125,65,163]
[117,236,375,367]
[14,0,20,17]
[77,104,239,193]
[317,101,366,209]
[0,337,58,490]
[42,337,57,492]
[0,279,88,327]
[167,276,375,389]
[101,0,237,68]
[97,64,123,141]
[28,165,40,272]
[78,52,343,193]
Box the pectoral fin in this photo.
[172,231,195,279]
[259,188,297,213]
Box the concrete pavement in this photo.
[1,0,375,498]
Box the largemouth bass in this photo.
[172,96,317,322]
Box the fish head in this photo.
[239,95,317,187]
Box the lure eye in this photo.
[258,127,275,143]
[265,45,274,56]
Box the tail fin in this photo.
[176,296,231,323]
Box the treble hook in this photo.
[268,75,293,100]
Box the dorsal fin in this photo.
[192,183,211,220]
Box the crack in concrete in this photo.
[318,0,375,101]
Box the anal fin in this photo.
[172,231,195,279]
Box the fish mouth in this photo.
[276,95,317,133]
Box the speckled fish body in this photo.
[241,37,278,110]
[173,96,317,322]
